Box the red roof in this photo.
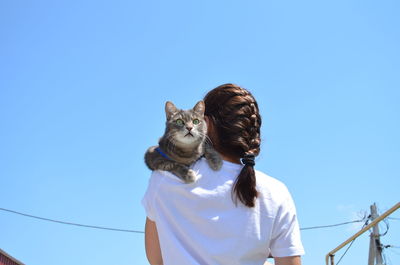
[0,249,25,265]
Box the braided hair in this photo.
[204,83,261,207]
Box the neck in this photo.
[219,153,241,164]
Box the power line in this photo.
[384,245,400,249]
[0,207,144,234]
[387,248,400,256]
[336,238,356,265]
[380,217,390,236]
[300,219,365,231]
[1,207,366,234]
[336,218,370,265]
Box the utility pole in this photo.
[326,202,400,265]
[368,203,384,265]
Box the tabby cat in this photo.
[145,100,222,183]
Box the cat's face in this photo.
[164,101,207,147]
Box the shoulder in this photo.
[255,170,288,192]
[255,170,293,202]
[148,169,183,186]
[145,170,175,193]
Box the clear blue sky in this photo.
[1,1,399,265]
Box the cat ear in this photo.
[193,100,205,115]
[165,101,178,120]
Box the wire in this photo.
[388,217,400,220]
[0,207,144,234]
[336,238,356,265]
[387,248,400,256]
[383,249,388,265]
[385,249,394,265]
[300,219,365,231]
[384,245,400,249]
[0,207,368,233]
[379,217,390,236]
[335,218,369,265]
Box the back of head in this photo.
[204,83,261,207]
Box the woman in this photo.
[142,84,304,265]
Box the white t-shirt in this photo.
[142,158,305,265]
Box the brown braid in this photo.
[204,83,261,207]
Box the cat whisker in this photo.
[199,133,214,146]
[165,133,178,152]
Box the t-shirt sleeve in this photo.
[141,171,162,221]
[269,186,305,258]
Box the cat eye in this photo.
[176,119,184,126]
[193,119,200,125]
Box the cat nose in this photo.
[186,126,192,131]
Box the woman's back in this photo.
[143,84,304,265]
[142,158,304,265]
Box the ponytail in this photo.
[204,83,261,208]
[234,154,257,207]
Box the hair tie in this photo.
[241,154,255,166]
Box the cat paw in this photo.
[208,156,223,171]
[184,169,199,183]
